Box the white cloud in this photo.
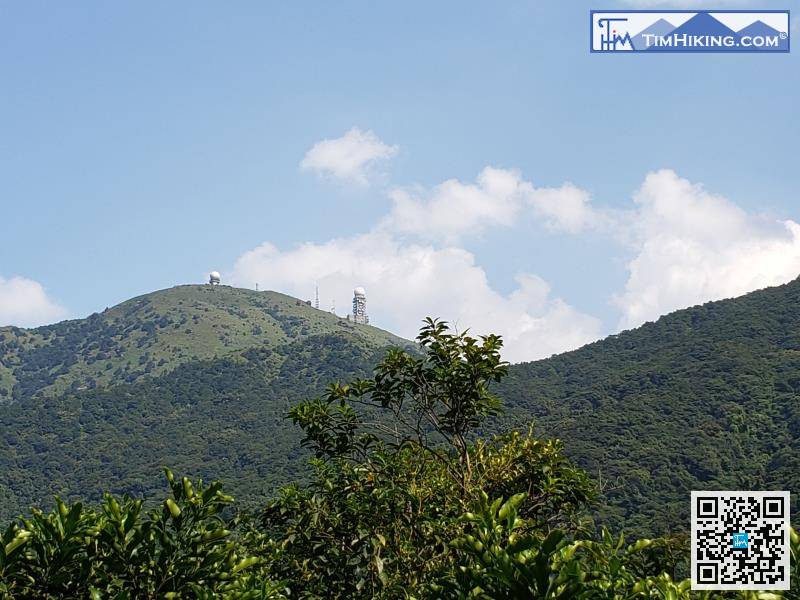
[383,167,601,242]
[300,127,397,185]
[234,164,604,362]
[614,169,800,329]
[0,276,68,328]
[238,156,800,362]
[528,182,600,234]
[383,167,529,242]
[231,232,602,363]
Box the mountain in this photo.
[737,20,789,51]
[1,281,799,534]
[0,285,411,522]
[0,285,404,402]
[632,18,675,51]
[492,278,800,535]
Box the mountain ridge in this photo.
[2,279,800,534]
[0,284,408,402]
[493,276,800,533]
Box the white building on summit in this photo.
[352,287,368,324]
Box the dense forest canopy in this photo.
[491,277,800,534]
[2,320,796,598]
[1,280,799,535]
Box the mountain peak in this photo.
[0,284,407,402]
[670,12,736,37]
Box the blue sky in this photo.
[2,1,799,361]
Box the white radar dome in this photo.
[354,287,366,296]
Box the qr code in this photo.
[691,491,790,590]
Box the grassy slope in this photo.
[0,285,405,401]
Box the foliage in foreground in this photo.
[1,318,798,598]
[0,470,285,599]
[5,280,800,536]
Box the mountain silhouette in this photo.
[737,20,788,51]
[670,12,736,37]
[632,18,676,50]
[647,12,738,51]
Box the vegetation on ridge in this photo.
[0,332,395,523]
[492,278,800,535]
[0,285,405,402]
[2,279,800,537]
[1,320,797,598]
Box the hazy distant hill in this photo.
[1,281,799,534]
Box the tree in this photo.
[267,319,594,597]
[290,318,508,497]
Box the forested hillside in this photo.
[1,280,799,536]
[0,286,410,522]
[1,320,797,598]
[493,277,800,535]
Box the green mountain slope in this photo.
[492,278,800,535]
[0,285,411,522]
[1,281,799,534]
[0,333,394,522]
[0,285,405,402]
